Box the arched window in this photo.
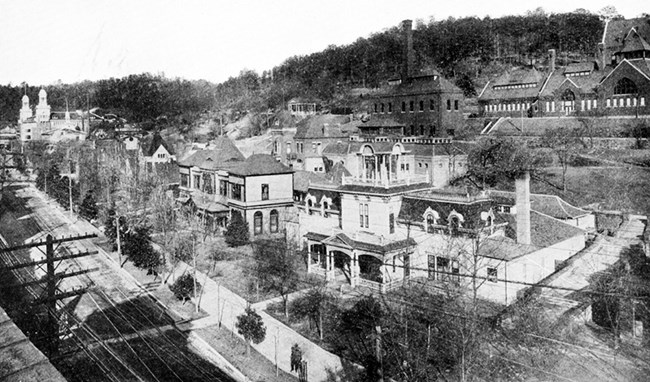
[426,214,436,233]
[401,102,406,112]
[449,216,460,236]
[381,103,385,113]
[419,100,424,111]
[486,215,493,227]
[615,78,638,95]
[254,211,263,235]
[270,210,278,233]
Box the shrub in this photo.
[224,210,249,247]
[170,273,201,302]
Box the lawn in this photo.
[532,166,650,214]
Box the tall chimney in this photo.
[548,49,556,72]
[515,171,531,245]
[402,20,414,81]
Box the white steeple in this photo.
[35,88,51,123]
[19,92,33,123]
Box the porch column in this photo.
[326,251,334,281]
[379,263,387,294]
[307,244,312,273]
[351,252,359,288]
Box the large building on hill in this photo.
[479,16,650,118]
[18,89,88,142]
[178,136,294,236]
[366,20,465,138]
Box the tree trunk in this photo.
[284,296,289,319]
[319,311,323,340]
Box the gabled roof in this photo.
[373,74,462,97]
[145,132,175,156]
[620,28,650,53]
[293,170,331,192]
[226,154,293,176]
[564,62,596,74]
[539,68,604,98]
[603,17,650,52]
[305,231,417,256]
[293,115,351,139]
[178,136,244,168]
[478,67,548,101]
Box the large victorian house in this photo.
[297,171,588,305]
[178,137,294,236]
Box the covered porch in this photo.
[304,232,416,294]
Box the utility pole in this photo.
[0,233,98,357]
[116,216,123,267]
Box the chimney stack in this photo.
[402,20,414,81]
[548,49,556,72]
[515,171,531,245]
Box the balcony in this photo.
[341,173,429,188]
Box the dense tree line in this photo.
[0,75,216,127]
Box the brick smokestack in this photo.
[402,19,414,81]
[515,171,531,245]
[548,49,556,72]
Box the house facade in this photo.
[297,172,587,305]
[178,138,294,237]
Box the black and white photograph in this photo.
[0,1,649,381]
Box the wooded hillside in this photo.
[1,8,607,129]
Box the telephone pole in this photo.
[0,232,98,357]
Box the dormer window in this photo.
[423,208,440,233]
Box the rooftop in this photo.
[488,190,590,219]
[226,154,293,176]
[0,307,67,382]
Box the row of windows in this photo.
[404,125,437,136]
[605,97,646,108]
[183,174,272,202]
[565,71,591,77]
[485,102,531,113]
[253,210,279,235]
[427,255,497,283]
[493,83,537,90]
[373,99,459,114]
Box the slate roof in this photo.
[339,182,430,196]
[620,29,650,52]
[293,170,331,192]
[539,68,605,98]
[627,59,650,79]
[178,136,245,168]
[398,192,498,230]
[305,232,417,257]
[603,17,650,53]
[564,62,596,74]
[145,132,175,156]
[488,190,590,219]
[479,67,547,101]
[226,154,293,176]
[482,211,585,260]
[293,115,351,139]
[373,74,463,97]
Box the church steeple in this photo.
[19,88,32,123]
[35,88,51,123]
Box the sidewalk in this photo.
[169,261,348,382]
[29,184,350,381]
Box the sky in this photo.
[0,0,646,86]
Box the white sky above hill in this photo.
[0,0,645,86]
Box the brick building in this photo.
[366,20,465,138]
